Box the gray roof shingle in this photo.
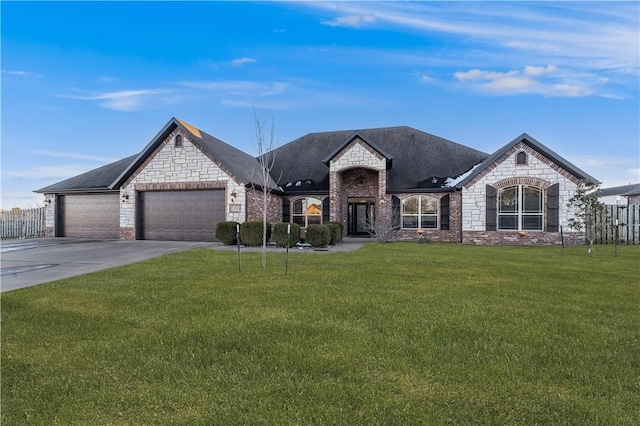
[456,133,600,188]
[267,126,488,192]
[600,183,640,197]
[35,154,138,193]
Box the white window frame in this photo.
[401,195,438,229]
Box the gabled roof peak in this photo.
[322,130,394,166]
[455,132,600,188]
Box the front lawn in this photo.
[2,243,639,424]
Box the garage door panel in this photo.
[139,190,224,242]
[59,194,120,239]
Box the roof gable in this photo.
[322,131,393,168]
[111,117,276,190]
[456,133,600,188]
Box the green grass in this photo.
[2,243,639,425]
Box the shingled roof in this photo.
[600,183,640,197]
[267,126,489,192]
[35,154,138,193]
[111,118,276,190]
[456,133,600,188]
[37,118,277,194]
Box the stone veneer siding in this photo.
[44,193,55,237]
[461,142,583,245]
[119,128,246,240]
[329,138,387,229]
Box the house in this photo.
[598,184,640,205]
[36,117,599,245]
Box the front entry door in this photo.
[348,201,375,236]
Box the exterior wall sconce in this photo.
[121,194,129,203]
[230,192,237,203]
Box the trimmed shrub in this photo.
[240,221,272,247]
[306,224,331,248]
[215,221,239,245]
[326,222,342,245]
[272,222,301,248]
[328,221,344,241]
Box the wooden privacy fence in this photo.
[1,207,46,239]
[595,204,640,245]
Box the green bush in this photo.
[272,222,301,248]
[240,221,272,247]
[215,221,240,245]
[328,221,344,242]
[306,224,331,248]
[326,222,342,245]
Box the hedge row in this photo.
[215,221,343,247]
[214,221,300,247]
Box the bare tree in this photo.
[249,110,280,272]
[567,180,608,256]
[366,208,400,243]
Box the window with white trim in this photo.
[291,197,322,227]
[498,185,543,230]
[401,195,438,229]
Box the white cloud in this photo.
[32,149,118,163]
[181,80,289,97]
[230,57,257,67]
[524,65,558,76]
[303,2,639,95]
[420,75,437,83]
[454,65,594,97]
[566,155,640,187]
[6,164,101,181]
[1,69,34,76]
[323,14,377,28]
[57,89,171,111]
[0,191,44,210]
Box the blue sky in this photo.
[2,1,638,209]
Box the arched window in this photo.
[175,134,183,147]
[401,195,438,229]
[516,151,527,165]
[498,185,543,230]
[291,197,322,227]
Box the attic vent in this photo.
[516,151,527,165]
[175,134,183,147]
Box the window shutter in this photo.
[322,197,330,223]
[282,197,290,222]
[546,183,559,232]
[392,196,401,230]
[440,194,450,230]
[486,185,497,231]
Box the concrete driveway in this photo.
[1,238,214,292]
